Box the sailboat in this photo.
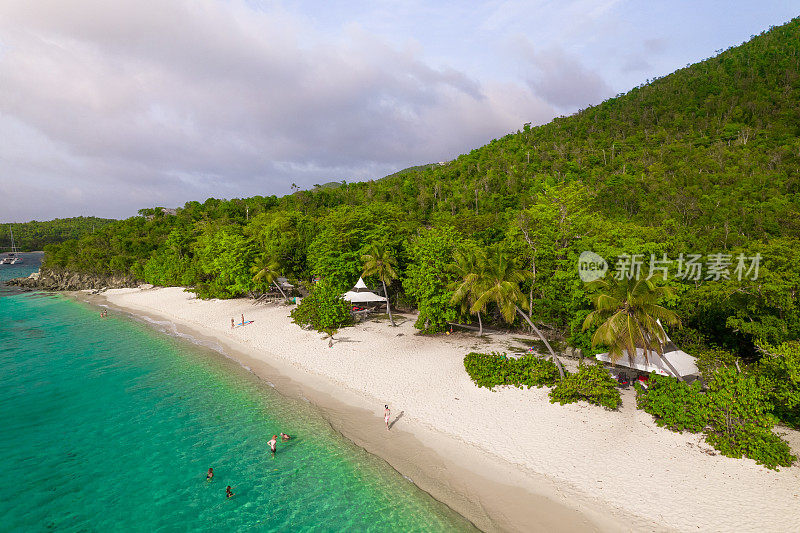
[1,227,22,264]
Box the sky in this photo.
[0,1,797,222]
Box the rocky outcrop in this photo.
[7,268,140,291]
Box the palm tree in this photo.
[473,249,566,379]
[361,243,398,326]
[582,274,682,378]
[449,248,487,335]
[250,255,290,303]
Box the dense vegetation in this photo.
[0,217,116,251]
[637,369,796,469]
[463,352,559,389]
[463,352,619,408]
[41,19,800,448]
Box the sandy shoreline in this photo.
[84,286,799,532]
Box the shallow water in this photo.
[0,261,474,531]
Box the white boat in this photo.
[2,227,21,264]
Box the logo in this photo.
[578,251,608,282]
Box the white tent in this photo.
[595,341,698,377]
[342,278,386,303]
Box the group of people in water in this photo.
[99,309,108,318]
[206,432,291,498]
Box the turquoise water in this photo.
[0,260,474,531]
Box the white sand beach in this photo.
[96,286,800,532]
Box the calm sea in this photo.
[0,255,474,532]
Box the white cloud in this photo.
[0,0,557,220]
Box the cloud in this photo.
[0,0,556,220]
[517,40,614,110]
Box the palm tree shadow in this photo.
[388,411,404,429]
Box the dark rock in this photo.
[6,268,140,292]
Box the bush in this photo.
[548,362,621,410]
[703,367,795,469]
[756,341,800,429]
[694,347,742,380]
[636,368,797,470]
[636,374,708,432]
[463,352,559,390]
[290,279,352,335]
[705,425,796,470]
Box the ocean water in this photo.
[0,257,474,532]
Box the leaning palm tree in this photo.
[582,273,682,378]
[361,243,398,326]
[449,248,487,335]
[473,249,566,379]
[250,255,290,303]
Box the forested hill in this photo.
[0,217,116,252]
[43,18,800,358]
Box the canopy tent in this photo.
[342,278,386,303]
[351,278,370,292]
[595,341,699,378]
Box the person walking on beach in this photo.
[231,318,235,329]
[206,467,214,481]
[241,313,245,326]
[268,435,277,454]
[384,405,391,430]
[226,486,234,498]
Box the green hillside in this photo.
[43,18,800,359]
[0,217,117,252]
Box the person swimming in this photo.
[206,467,214,481]
[226,486,234,498]
[268,435,277,453]
[280,432,291,441]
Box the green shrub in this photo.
[463,352,508,389]
[515,356,560,388]
[290,279,352,335]
[703,367,795,469]
[705,425,796,470]
[548,362,621,410]
[637,368,797,470]
[694,347,742,380]
[635,374,708,432]
[463,352,559,390]
[756,341,800,429]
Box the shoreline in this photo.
[80,286,800,532]
[80,289,631,532]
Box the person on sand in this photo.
[280,432,291,441]
[268,435,277,454]
[241,313,245,326]
[384,405,391,430]
[206,467,214,481]
[328,337,333,348]
[231,318,235,329]
[226,486,234,498]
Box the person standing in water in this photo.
[226,486,234,498]
[206,467,214,481]
[384,405,391,430]
[268,435,277,454]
